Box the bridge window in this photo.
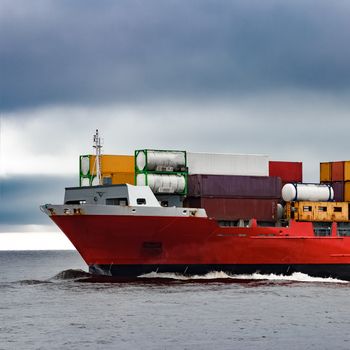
[103,177,112,185]
[65,200,86,205]
[137,198,147,205]
[106,198,128,206]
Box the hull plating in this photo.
[50,214,350,279]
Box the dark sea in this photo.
[1,250,350,350]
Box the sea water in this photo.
[0,250,350,350]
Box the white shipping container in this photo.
[187,152,269,176]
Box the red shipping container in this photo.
[331,161,344,182]
[269,161,303,183]
[184,197,278,221]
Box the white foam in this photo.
[230,272,348,284]
[140,271,348,284]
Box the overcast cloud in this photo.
[1,0,350,110]
[1,0,350,231]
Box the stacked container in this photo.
[187,152,269,176]
[285,201,350,222]
[320,161,350,201]
[79,154,135,186]
[135,149,188,195]
[185,174,281,221]
[269,161,303,185]
[183,152,280,221]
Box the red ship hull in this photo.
[50,214,350,280]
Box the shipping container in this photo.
[79,154,134,187]
[331,161,344,182]
[184,197,278,221]
[101,173,135,185]
[80,155,134,177]
[89,155,134,175]
[187,152,269,176]
[285,201,349,222]
[269,161,302,183]
[344,161,350,181]
[135,149,187,172]
[111,172,135,185]
[187,174,281,199]
[332,182,344,202]
[344,182,350,202]
[320,162,331,182]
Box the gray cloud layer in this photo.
[1,0,350,110]
[0,175,76,226]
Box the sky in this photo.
[1,0,350,241]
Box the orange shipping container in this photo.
[344,182,350,202]
[90,155,134,175]
[331,161,344,182]
[112,172,135,185]
[320,162,331,182]
[344,161,350,181]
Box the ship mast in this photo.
[93,129,102,185]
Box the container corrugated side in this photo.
[285,201,349,222]
[269,161,302,183]
[111,172,135,185]
[89,155,134,175]
[320,162,331,182]
[187,174,281,199]
[184,197,278,221]
[331,161,344,182]
[344,182,350,202]
[331,182,344,202]
[344,161,350,181]
[187,152,269,176]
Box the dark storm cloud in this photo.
[0,175,76,225]
[1,0,350,111]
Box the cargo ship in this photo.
[41,131,350,280]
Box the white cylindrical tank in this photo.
[282,183,334,202]
[137,173,186,194]
[136,150,186,172]
[80,156,90,176]
[277,203,284,220]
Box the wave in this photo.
[17,279,53,285]
[50,269,92,281]
[139,271,349,284]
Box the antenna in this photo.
[93,129,102,185]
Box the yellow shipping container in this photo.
[344,182,350,202]
[89,155,134,175]
[285,201,349,222]
[294,202,314,221]
[344,161,350,181]
[320,162,331,182]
